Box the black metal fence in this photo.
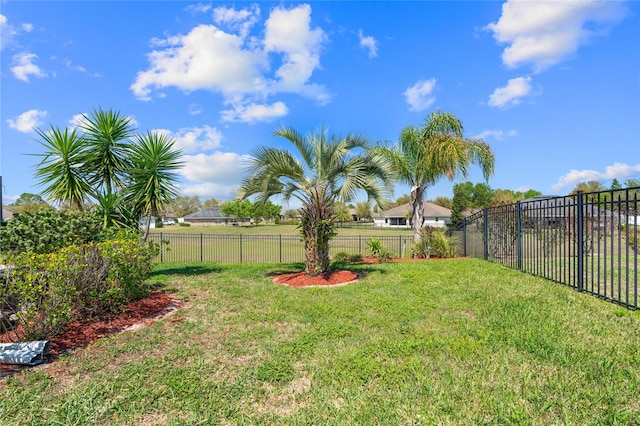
[452,188,639,309]
[149,233,413,264]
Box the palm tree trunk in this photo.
[143,213,151,241]
[301,197,334,276]
[411,184,424,242]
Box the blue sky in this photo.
[1,0,639,208]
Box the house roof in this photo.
[183,207,231,220]
[377,202,451,218]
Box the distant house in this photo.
[373,202,451,228]
[520,195,617,229]
[182,207,245,226]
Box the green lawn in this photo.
[2,260,639,424]
[153,223,415,237]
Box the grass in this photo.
[2,259,639,424]
[153,223,414,237]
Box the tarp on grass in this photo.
[0,341,51,365]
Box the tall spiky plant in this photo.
[33,126,92,211]
[239,125,394,275]
[126,131,183,240]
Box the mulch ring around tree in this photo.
[1,291,183,379]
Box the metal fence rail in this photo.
[452,187,639,309]
[149,233,413,264]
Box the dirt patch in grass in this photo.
[1,291,183,379]
[273,270,360,288]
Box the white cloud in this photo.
[358,29,378,58]
[486,0,627,72]
[213,4,260,40]
[131,4,329,122]
[155,125,223,153]
[68,113,89,130]
[474,129,517,140]
[11,53,47,81]
[179,152,251,199]
[551,163,640,191]
[263,4,328,99]
[185,3,212,14]
[488,76,533,108]
[403,78,436,112]
[221,101,288,123]
[188,104,202,115]
[7,109,48,133]
[1,14,33,50]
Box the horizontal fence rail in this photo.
[453,187,639,309]
[149,234,413,264]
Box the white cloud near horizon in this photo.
[551,163,640,191]
[179,151,252,199]
[11,52,47,81]
[474,129,517,140]
[403,78,436,112]
[358,29,378,58]
[7,109,48,133]
[486,0,627,72]
[488,76,533,108]
[131,4,329,123]
[155,125,223,153]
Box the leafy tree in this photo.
[450,187,469,227]
[522,189,542,199]
[33,126,93,211]
[432,196,452,210]
[610,178,622,190]
[355,201,372,221]
[393,194,411,207]
[377,111,494,241]
[126,131,183,240]
[170,195,202,218]
[625,178,640,188]
[491,189,519,206]
[7,193,52,215]
[252,200,282,223]
[203,197,220,208]
[220,199,254,222]
[239,125,393,275]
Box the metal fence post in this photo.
[399,235,402,258]
[516,201,522,271]
[200,233,203,262]
[279,234,282,263]
[577,191,584,292]
[463,217,467,257]
[160,232,163,263]
[239,234,243,263]
[483,208,489,261]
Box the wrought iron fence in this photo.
[452,187,639,309]
[148,233,413,264]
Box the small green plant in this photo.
[366,238,393,262]
[412,227,459,258]
[179,222,191,227]
[332,252,364,263]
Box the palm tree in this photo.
[239,125,394,276]
[33,126,92,211]
[126,131,183,240]
[79,107,136,196]
[377,111,495,242]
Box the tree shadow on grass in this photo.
[149,264,224,277]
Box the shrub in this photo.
[412,227,459,259]
[179,222,191,227]
[0,209,105,254]
[367,238,394,263]
[1,232,157,340]
[333,251,350,262]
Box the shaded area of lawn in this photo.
[2,260,639,424]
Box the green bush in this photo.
[0,209,106,254]
[367,238,394,263]
[412,227,459,258]
[1,233,157,340]
[179,222,191,227]
[333,251,350,262]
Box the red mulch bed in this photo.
[1,291,182,378]
[273,270,359,287]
